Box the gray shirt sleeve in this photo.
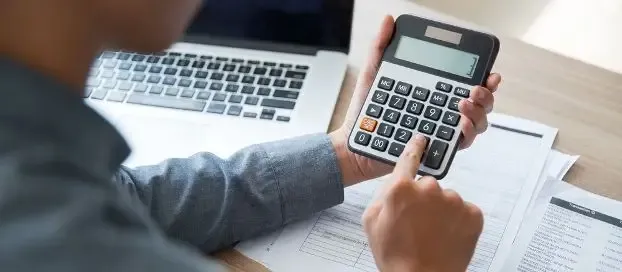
[113,133,345,253]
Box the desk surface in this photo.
[217,0,622,270]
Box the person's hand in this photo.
[362,135,484,272]
[329,15,502,185]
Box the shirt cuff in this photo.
[260,133,344,224]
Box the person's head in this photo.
[1,0,202,55]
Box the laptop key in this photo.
[260,108,275,120]
[119,62,132,70]
[241,86,255,94]
[227,105,243,116]
[226,74,240,82]
[132,73,146,82]
[117,53,131,60]
[103,60,118,69]
[117,71,130,80]
[147,75,162,84]
[232,58,244,63]
[131,54,146,62]
[107,91,127,102]
[213,93,227,101]
[225,84,240,93]
[134,84,148,93]
[248,60,260,65]
[273,90,299,99]
[238,66,251,73]
[168,52,182,57]
[243,112,257,118]
[101,51,116,59]
[257,87,271,96]
[210,72,224,80]
[229,95,243,104]
[165,88,180,96]
[210,82,223,91]
[241,76,255,84]
[273,79,287,88]
[178,79,192,88]
[295,65,309,70]
[192,61,206,68]
[276,116,291,122]
[163,67,178,75]
[285,70,306,80]
[245,96,259,105]
[92,60,102,68]
[162,77,176,85]
[118,81,132,91]
[206,103,226,114]
[194,80,208,89]
[178,89,195,98]
[83,88,93,98]
[87,78,102,88]
[195,91,211,100]
[134,64,147,72]
[200,55,212,60]
[279,63,292,68]
[264,62,276,67]
[180,69,193,77]
[258,78,271,86]
[261,98,296,109]
[177,59,190,67]
[195,71,208,79]
[127,94,206,112]
[216,57,229,61]
[161,58,175,65]
[289,81,303,89]
[149,86,163,94]
[146,56,160,63]
[101,70,114,79]
[223,64,236,72]
[207,62,220,70]
[184,53,197,58]
[103,80,117,89]
[149,66,163,74]
[253,67,267,75]
[91,89,108,100]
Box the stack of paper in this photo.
[235,113,581,272]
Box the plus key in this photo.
[424,140,448,170]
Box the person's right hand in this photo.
[362,135,484,272]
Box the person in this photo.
[0,0,501,271]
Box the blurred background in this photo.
[414,0,622,75]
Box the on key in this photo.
[424,140,448,170]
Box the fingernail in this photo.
[415,134,426,143]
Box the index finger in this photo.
[393,134,428,181]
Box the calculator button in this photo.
[424,106,442,121]
[449,97,461,111]
[377,123,395,138]
[424,140,448,170]
[437,126,455,141]
[394,128,412,143]
[371,137,389,152]
[442,111,461,126]
[395,81,412,96]
[366,104,383,118]
[454,87,470,98]
[354,131,372,146]
[400,114,418,129]
[372,90,389,105]
[388,142,405,157]
[406,100,424,115]
[436,82,452,92]
[430,92,448,107]
[382,109,401,124]
[388,95,406,110]
[412,87,430,101]
[418,120,436,135]
[360,117,378,132]
[378,76,395,90]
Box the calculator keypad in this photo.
[349,62,474,178]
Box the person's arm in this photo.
[113,133,345,253]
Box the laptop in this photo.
[84,0,354,167]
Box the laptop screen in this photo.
[185,0,354,53]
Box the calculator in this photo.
[348,14,500,179]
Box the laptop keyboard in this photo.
[85,51,309,122]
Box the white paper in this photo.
[503,178,622,271]
[260,113,557,272]
[527,150,580,213]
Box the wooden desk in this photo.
[217,0,622,270]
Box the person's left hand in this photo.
[329,15,502,186]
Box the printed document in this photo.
[251,113,557,272]
[503,178,622,271]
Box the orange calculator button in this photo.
[360,117,378,132]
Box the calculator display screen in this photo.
[394,36,480,79]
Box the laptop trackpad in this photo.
[114,115,221,168]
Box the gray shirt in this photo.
[0,57,345,271]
